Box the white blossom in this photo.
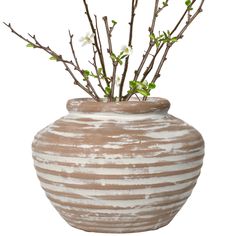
[80,32,95,46]
[121,46,133,56]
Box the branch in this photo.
[4,22,98,100]
[131,0,168,81]
[68,30,99,100]
[144,0,205,99]
[140,0,198,83]
[119,0,139,100]
[90,45,106,94]
[124,0,168,101]
[103,16,117,100]
[82,0,109,86]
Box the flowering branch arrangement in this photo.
[4,0,205,102]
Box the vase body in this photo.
[32,98,204,233]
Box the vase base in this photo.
[67,220,172,234]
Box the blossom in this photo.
[121,46,133,56]
[80,32,95,46]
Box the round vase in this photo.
[32,98,204,233]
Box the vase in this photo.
[32,97,204,233]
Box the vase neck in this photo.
[66,98,170,115]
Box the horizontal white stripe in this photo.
[51,196,188,214]
[46,188,191,208]
[34,158,202,175]
[32,149,204,164]
[65,111,167,121]
[36,169,201,186]
[40,179,196,197]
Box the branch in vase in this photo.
[140,0,198,83]
[119,0,139,100]
[124,0,169,101]
[143,0,205,100]
[103,16,118,100]
[82,0,109,86]
[3,22,99,100]
[68,30,100,100]
[89,45,106,94]
[131,0,169,84]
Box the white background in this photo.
[0,0,235,235]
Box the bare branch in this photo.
[132,0,166,83]
[103,16,118,100]
[82,0,109,86]
[68,30,99,100]
[144,0,205,99]
[91,45,106,94]
[119,0,139,100]
[140,0,198,83]
[103,16,113,55]
[4,22,99,100]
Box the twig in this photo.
[119,0,139,100]
[140,0,197,83]
[3,22,98,100]
[68,30,99,100]
[82,0,109,86]
[103,16,113,55]
[143,0,205,100]
[124,0,166,101]
[91,45,106,93]
[103,16,118,100]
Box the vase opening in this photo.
[66,97,170,114]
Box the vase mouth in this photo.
[66,97,170,114]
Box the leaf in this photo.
[149,33,156,41]
[137,89,150,97]
[49,56,57,61]
[117,59,123,65]
[112,20,117,25]
[83,70,90,77]
[129,81,137,88]
[148,82,156,90]
[171,37,178,42]
[110,53,117,61]
[105,86,111,95]
[185,0,192,7]
[120,55,127,60]
[98,68,103,76]
[26,43,34,48]
[163,0,168,7]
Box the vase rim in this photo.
[66,97,170,114]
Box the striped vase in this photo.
[32,98,204,233]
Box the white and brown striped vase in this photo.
[32,98,204,233]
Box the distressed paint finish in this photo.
[32,98,204,233]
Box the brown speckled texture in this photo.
[32,98,204,233]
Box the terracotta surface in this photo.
[32,98,204,233]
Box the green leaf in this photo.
[83,70,90,77]
[49,56,57,61]
[171,37,178,42]
[137,89,150,97]
[185,0,192,7]
[26,43,34,48]
[117,58,123,65]
[110,53,117,61]
[129,81,137,88]
[105,86,111,96]
[98,68,102,74]
[112,20,117,25]
[148,82,156,90]
[149,33,156,41]
[163,0,168,7]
